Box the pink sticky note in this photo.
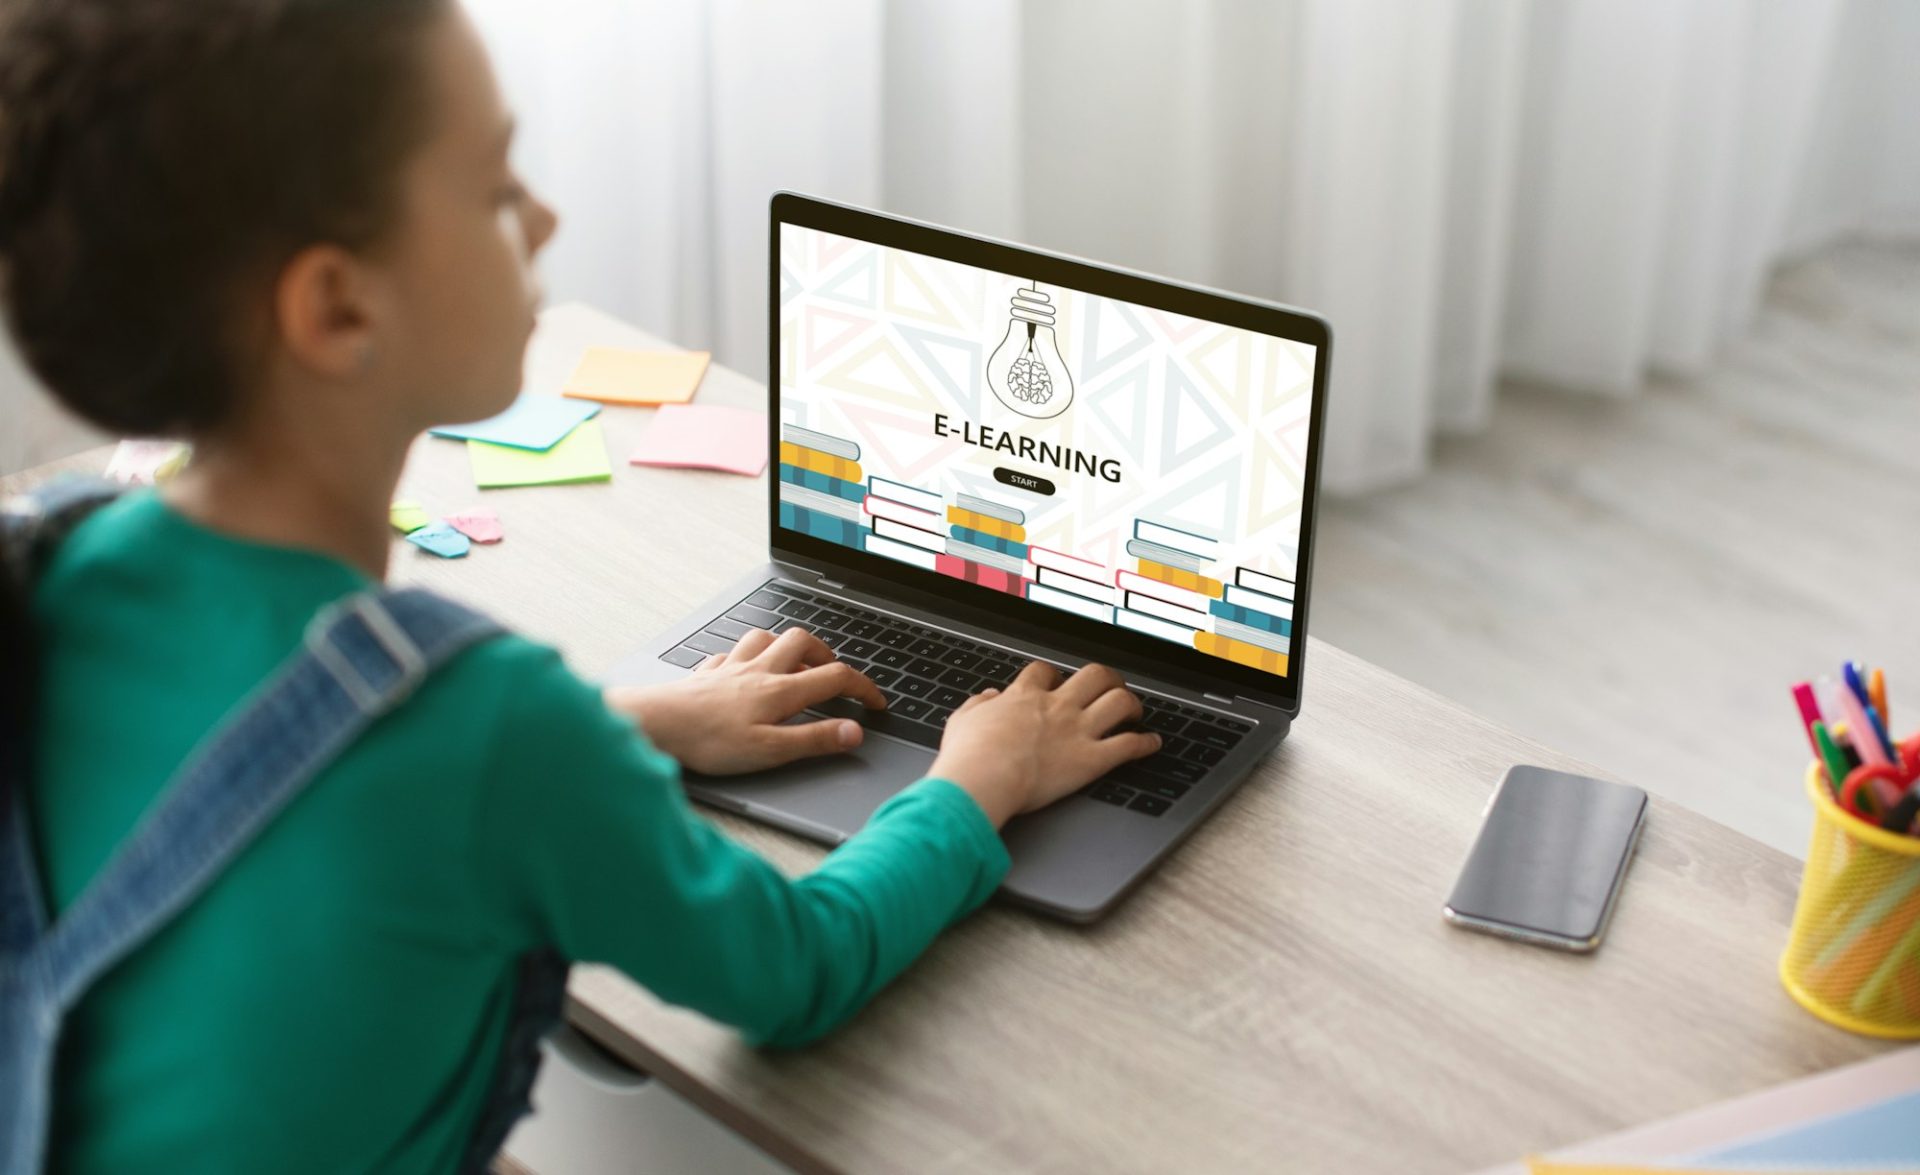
[628,404,769,477]
[445,507,504,544]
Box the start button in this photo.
[993,467,1055,495]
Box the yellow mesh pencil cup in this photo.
[1778,761,1920,1038]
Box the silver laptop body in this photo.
[606,194,1332,922]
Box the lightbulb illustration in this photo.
[985,283,1074,419]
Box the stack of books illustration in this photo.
[776,424,867,549]
[862,472,948,571]
[1026,536,1117,621]
[1200,567,1293,674]
[1110,517,1293,675]
[776,429,1293,676]
[937,494,1031,597]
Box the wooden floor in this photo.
[1311,240,1920,859]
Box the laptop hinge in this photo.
[1202,692,1236,705]
[816,576,847,590]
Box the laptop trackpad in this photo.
[684,724,938,846]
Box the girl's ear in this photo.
[274,243,385,378]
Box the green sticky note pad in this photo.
[468,417,613,488]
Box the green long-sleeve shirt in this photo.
[29,490,1009,1172]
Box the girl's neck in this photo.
[163,413,413,582]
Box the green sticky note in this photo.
[467,417,613,488]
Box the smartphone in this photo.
[1443,765,1648,953]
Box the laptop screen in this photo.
[773,204,1325,700]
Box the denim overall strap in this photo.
[0,476,123,588]
[0,588,502,1175]
[1,478,124,958]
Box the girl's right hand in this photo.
[928,661,1163,828]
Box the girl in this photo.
[0,0,1160,1170]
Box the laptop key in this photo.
[704,616,751,641]
[939,649,981,670]
[939,668,982,691]
[811,610,850,631]
[862,708,946,749]
[978,660,1019,686]
[816,630,848,649]
[1089,784,1133,806]
[661,646,706,669]
[866,666,901,687]
[1144,710,1187,735]
[1188,726,1241,752]
[1154,759,1207,784]
[897,677,932,698]
[726,603,779,628]
[908,638,943,658]
[746,590,784,609]
[772,619,806,635]
[894,697,932,720]
[1127,794,1171,817]
[844,620,884,639]
[777,600,818,620]
[683,630,734,656]
[906,657,944,679]
[929,686,968,710]
[873,648,911,669]
[875,628,915,649]
[1141,780,1191,800]
[1183,744,1226,767]
[842,639,881,660]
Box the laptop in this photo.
[606,193,1332,922]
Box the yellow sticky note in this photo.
[468,417,613,488]
[561,347,710,405]
[389,500,431,533]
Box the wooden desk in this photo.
[8,303,1888,1173]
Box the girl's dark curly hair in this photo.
[0,0,447,803]
[0,0,447,436]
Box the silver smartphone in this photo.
[1443,765,1648,953]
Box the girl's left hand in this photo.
[603,626,885,775]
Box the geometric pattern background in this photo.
[780,226,1320,678]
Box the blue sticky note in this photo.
[1690,1088,1920,1167]
[405,521,470,559]
[428,396,599,451]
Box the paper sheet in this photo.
[445,507,504,543]
[468,416,612,488]
[428,395,599,451]
[561,347,710,405]
[1483,1047,1920,1175]
[1691,1087,1920,1167]
[405,520,470,558]
[627,404,769,476]
[389,500,431,533]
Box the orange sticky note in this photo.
[561,347,710,405]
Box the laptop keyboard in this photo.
[658,581,1252,817]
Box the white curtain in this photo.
[467,0,1920,493]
